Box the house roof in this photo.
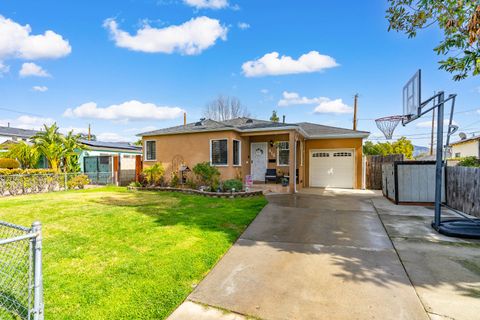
[0,126,39,139]
[138,117,369,139]
[450,136,480,146]
[80,140,142,152]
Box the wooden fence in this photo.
[365,154,404,190]
[446,166,480,218]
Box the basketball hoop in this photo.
[375,115,404,140]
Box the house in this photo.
[0,125,39,143]
[79,140,142,185]
[138,117,369,192]
[449,136,480,159]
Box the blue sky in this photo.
[0,0,479,146]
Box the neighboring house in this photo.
[0,125,49,168]
[449,136,480,159]
[138,117,369,192]
[79,140,142,185]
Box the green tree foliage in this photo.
[193,162,220,190]
[63,131,86,173]
[270,110,280,122]
[363,137,414,159]
[7,141,40,169]
[457,156,480,167]
[142,163,165,185]
[32,124,65,171]
[386,1,480,80]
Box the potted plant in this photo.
[281,177,289,187]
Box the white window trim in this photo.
[233,139,242,166]
[144,140,156,161]
[210,138,229,167]
[277,141,290,166]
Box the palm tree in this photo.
[63,131,86,172]
[32,123,65,172]
[7,141,40,169]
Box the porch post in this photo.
[288,131,295,193]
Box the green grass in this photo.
[0,186,267,319]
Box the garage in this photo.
[309,149,355,188]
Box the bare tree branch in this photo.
[203,95,251,121]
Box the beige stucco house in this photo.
[449,136,480,159]
[138,117,369,192]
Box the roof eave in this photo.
[306,133,370,139]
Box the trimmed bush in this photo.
[458,156,480,167]
[0,158,20,169]
[193,162,220,191]
[223,179,243,192]
[67,175,90,189]
[142,164,165,186]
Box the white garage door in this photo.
[309,149,354,188]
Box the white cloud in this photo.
[104,16,227,55]
[124,126,157,133]
[183,0,228,9]
[20,62,50,77]
[242,51,339,77]
[96,132,130,142]
[0,115,55,130]
[238,22,250,30]
[58,126,89,135]
[63,100,185,121]
[260,89,269,94]
[32,85,48,92]
[0,15,71,61]
[278,91,329,107]
[0,62,9,75]
[416,119,457,128]
[313,99,353,114]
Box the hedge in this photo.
[0,158,20,169]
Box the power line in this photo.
[0,106,47,118]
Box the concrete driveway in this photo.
[170,189,429,320]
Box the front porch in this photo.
[241,130,304,194]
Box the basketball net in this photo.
[375,115,404,140]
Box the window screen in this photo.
[277,141,289,166]
[233,140,240,166]
[211,139,228,165]
[146,141,156,160]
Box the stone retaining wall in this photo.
[128,186,263,198]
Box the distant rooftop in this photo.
[449,135,480,146]
[138,117,369,139]
[0,126,39,139]
[80,139,142,152]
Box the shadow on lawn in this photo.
[93,191,267,244]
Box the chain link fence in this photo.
[0,221,43,320]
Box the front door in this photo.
[251,142,267,181]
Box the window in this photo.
[211,139,228,165]
[145,141,156,161]
[277,141,289,166]
[333,152,352,157]
[312,152,329,158]
[455,152,461,158]
[233,140,241,166]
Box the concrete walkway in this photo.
[170,188,429,320]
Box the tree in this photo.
[32,123,65,172]
[6,141,40,169]
[203,95,250,121]
[270,110,280,122]
[363,137,414,159]
[63,131,86,173]
[392,137,414,159]
[386,1,480,80]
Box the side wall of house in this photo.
[451,140,480,158]
[143,130,248,181]
[304,138,363,189]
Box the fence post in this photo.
[32,221,44,320]
[64,173,68,190]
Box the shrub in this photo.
[142,164,165,186]
[186,178,198,189]
[67,175,90,189]
[170,172,179,187]
[193,162,220,191]
[0,158,20,169]
[457,156,480,167]
[223,179,243,192]
[129,181,142,188]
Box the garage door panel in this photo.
[309,149,354,188]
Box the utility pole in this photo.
[88,124,91,141]
[353,94,358,131]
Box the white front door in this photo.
[309,149,354,188]
[251,142,268,181]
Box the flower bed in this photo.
[128,186,263,198]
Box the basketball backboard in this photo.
[402,69,421,121]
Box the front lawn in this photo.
[0,186,267,319]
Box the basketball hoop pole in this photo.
[433,92,444,230]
